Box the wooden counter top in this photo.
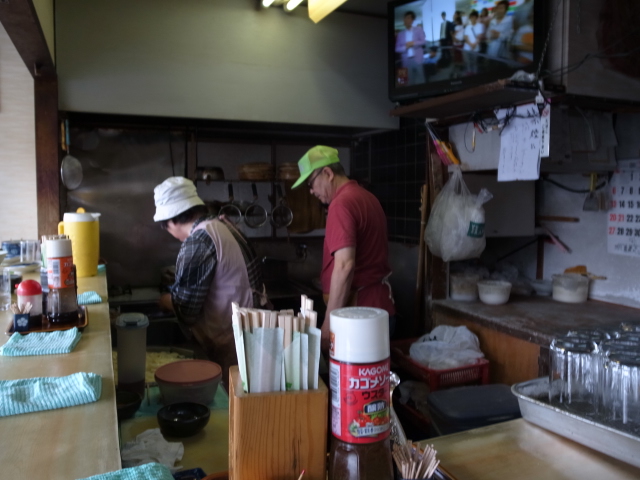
[421,419,640,480]
[433,297,640,346]
[0,271,120,479]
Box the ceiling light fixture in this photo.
[284,0,303,12]
[262,0,275,7]
[308,0,348,23]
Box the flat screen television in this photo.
[388,0,546,103]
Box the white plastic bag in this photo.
[425,166,492,262]
[409,325,484,370]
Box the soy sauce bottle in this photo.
[328,307,394,480]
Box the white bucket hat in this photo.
[153,177,205,222]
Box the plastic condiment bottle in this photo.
[45,236,78,324]
[116,313,149,397]
[16,280,43,328]
[328,307,394,480]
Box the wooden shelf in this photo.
[390,79,559,122]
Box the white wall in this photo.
[0,24,38,241]
[488,173,640,309]
[32,0,55,63]
[55,0,398,130]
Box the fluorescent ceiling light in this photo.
[262,0,275,7]
[284,0,304,12]
[308,0,348,23]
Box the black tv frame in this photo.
[388,0,548,104]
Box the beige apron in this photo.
[190,219,253,386]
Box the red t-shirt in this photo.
[321,180,395,316]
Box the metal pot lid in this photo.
[61,154,83,190]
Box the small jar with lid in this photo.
[16,280,43,328]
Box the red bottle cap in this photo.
[16,279,43,296]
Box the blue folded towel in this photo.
[76,463,174,480]
[0,327,82,356]
[0,372,101,417]
[78,291,103,305]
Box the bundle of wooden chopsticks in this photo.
[232,295,322,394]
[10,303,33,315]
[393,441,439,479]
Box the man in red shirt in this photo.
[292,146,395,349]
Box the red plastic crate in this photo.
[390,338,490,392]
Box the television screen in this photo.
[388,0,543,102]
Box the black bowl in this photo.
[116,389,142,421]
[157,402,210,437]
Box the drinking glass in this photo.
[20,239,38,264]
[0,269,11,311]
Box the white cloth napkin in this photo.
[120,428,184,472]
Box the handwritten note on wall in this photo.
[495,103,550,182]
[608,160,640,258]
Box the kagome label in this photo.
[329,357,390,443]
[47,256,75,289]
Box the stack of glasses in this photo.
[549,323,640,429]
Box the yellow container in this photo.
[58,210,100,278]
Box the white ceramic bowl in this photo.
[478,280,512,305]
[552,274,589,303]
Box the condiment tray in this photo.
[6,306,88,335]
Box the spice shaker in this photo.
[328,307,394,480]
[45,236,78,323]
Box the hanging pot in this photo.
[244,183,268,229]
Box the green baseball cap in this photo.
[291,145,341,189]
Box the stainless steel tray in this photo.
[512,377,640,468]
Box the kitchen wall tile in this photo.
[352,118,426,243]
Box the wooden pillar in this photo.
[34,74,60,237]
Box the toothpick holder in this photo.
[13,313,30,333]
[228,366,328,480]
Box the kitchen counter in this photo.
[433,296,640,346]
[420,418,640,479]
[0,270,120,479]
[432,297,640,384]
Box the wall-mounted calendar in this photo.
[608,160,640,257]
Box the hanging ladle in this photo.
[583,173,599,212]
[60,119,83,190]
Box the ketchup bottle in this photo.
[328,307,394,480]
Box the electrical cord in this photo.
[543,176,607,194]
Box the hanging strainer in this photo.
[270,184,293,229]
[218,183,242,225]
[244,183,268,229]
